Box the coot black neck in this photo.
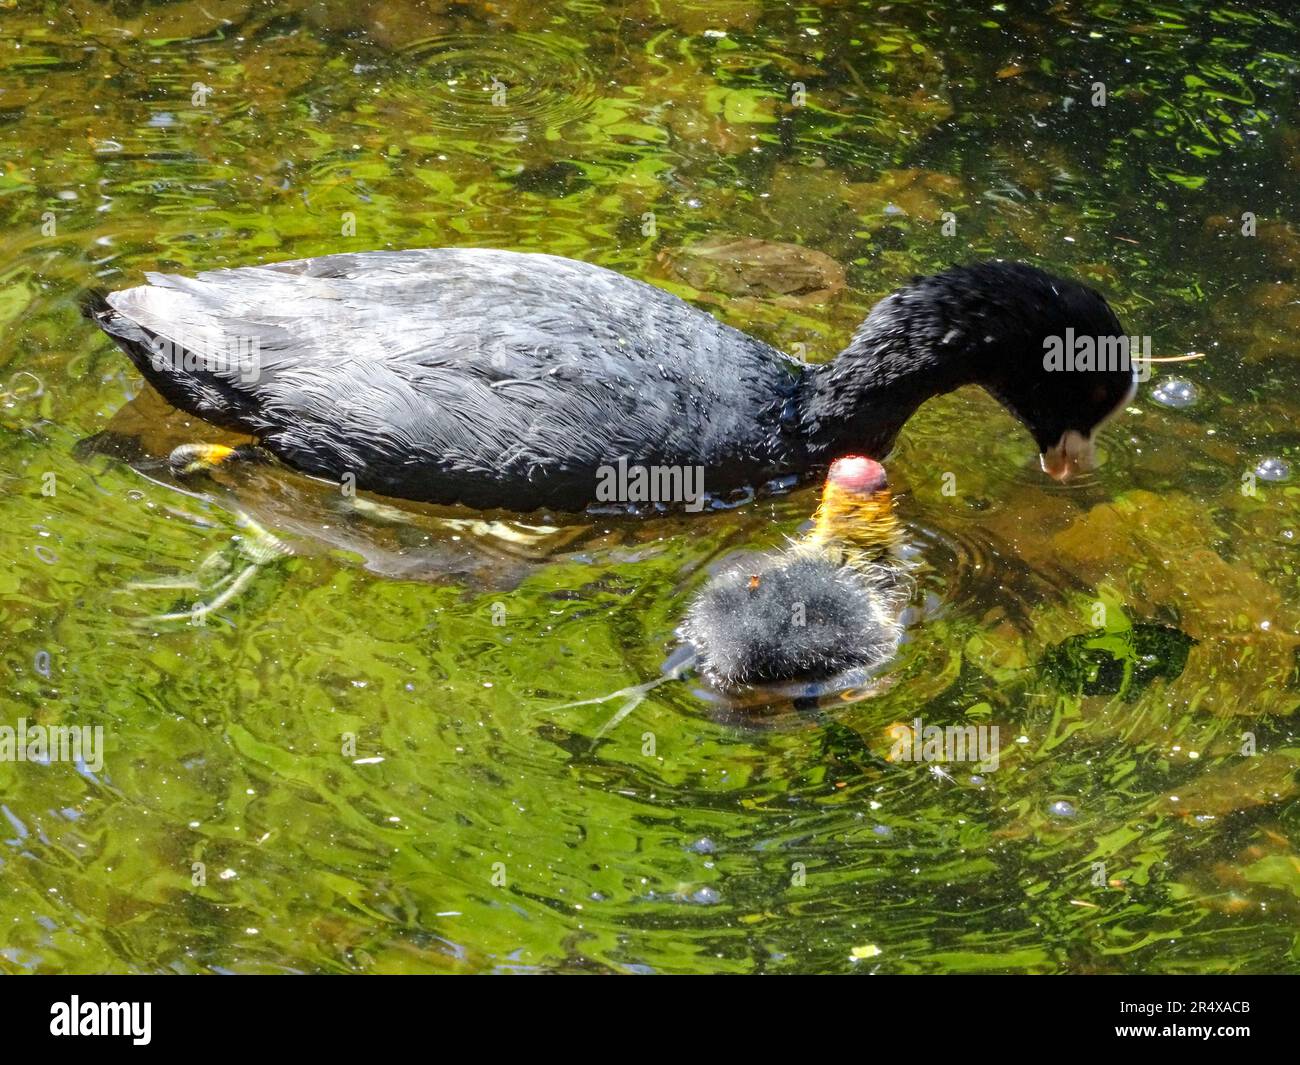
[798,289,979,461]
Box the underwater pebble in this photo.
[688,837,716,855]
[1255,457,1291,482]
[1048,800,1077,819]
[1151,377,1198,409]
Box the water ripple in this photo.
[396,32,598,133]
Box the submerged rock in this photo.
[842,167,964,222]
[660,236,845,304]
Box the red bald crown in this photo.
[828,455,887,494]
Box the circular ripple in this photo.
[904,522,1002,612]
[397,33,598,133]
[1000,428,1144,494]
[904,518,1081,631]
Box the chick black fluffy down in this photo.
[681,550,902,689]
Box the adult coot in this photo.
[85,249,1135,510]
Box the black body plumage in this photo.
[85,249,1132,511]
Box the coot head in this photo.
[816,261,1135,482]
[681,456,904,690]
[973,265,1135,480]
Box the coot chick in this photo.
[85,250,1134,510]
[681,456,907,689]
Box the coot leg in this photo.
[553,662,691,744]
[120,510,290,625]
[135,561,261,625]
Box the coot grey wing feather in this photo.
[103,249,796,507]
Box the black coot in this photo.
[86,250,1135,511]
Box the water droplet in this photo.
[1255,456,1290,482]
[1150,377,1198,409]
[691,886,720,905]
[688,837,715,855]
[1049,800,1077,818]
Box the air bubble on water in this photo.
[1150,377,1198,409]
[1048,800,1077,818]
[1255,456,1290,482]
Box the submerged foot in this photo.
[168,442,266,477]
[552,661,690,744]
[120,510,291,625]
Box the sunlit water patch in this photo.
[0,0,1298,975]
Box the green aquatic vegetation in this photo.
[1242,853,1300,899]
[1039,624,1197,701]
[0,0,1298,975]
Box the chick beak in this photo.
[1040,430,1096,482]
